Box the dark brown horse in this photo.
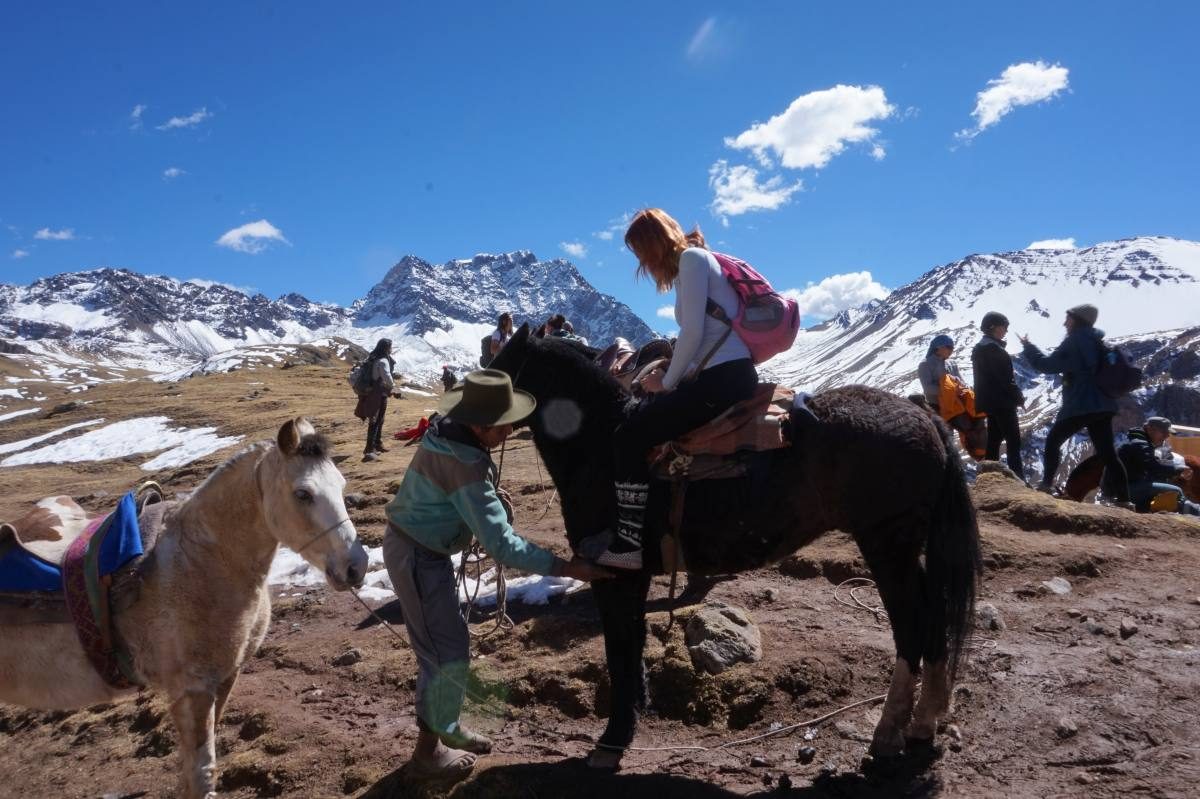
[490,325,981,766]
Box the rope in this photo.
[832,577,887,626]
[454,439,514,641]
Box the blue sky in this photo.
[4,2,1199,327]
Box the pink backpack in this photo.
[707,252,801,364]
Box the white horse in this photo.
[0,418,368,799]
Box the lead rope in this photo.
[455,438,514,641]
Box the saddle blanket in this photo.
[0,491,144,593]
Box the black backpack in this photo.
[348,357,377,397]
[480,334,493,368]
[1095,341,1142,398]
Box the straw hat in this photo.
[438,369,535,427]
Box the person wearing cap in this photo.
[382,369,611,779]
[1118,417,1199,515]
[1019,304,1131,506]
[972,312,1026,481]
[917,334,961,411]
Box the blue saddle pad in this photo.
[0,491,144,593]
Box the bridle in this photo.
[253,445,357,560]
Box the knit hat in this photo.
[1066,304,1099,326]
[927,334,954,356]
[980,311,1009,333]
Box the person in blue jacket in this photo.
[1020,304,1131,505]
[383,369,610,779]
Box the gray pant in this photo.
[382,525,469,735]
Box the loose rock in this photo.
[332,648,363,667]
[1120,617,1139,639]
[977,602,1006,632]
[1055,717,1078,739]
[1066,608,1083,618]
[343,493,370,510]
[1041,577,1072,596]
[750,754,770,767]
[684,603,763,675]
[797,746,817,764]
[1085,619,1108,636]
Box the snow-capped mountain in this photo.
[765,236,1200,481]
[356,250,654,346]
[0,252,652,385]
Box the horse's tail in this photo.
[924,417,982,681]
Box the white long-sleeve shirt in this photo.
[662,248,751,390]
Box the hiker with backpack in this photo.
[594,208,799,570]
[480,312,513,368]
[972,312,1026,482]
[1020,304,1132,506]
[1118,417,1200,516]
[353,338,399,461]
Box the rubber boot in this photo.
[596,481,647,570]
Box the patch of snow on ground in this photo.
[0,389,23,399]
[0,419,104,455]
[268,545,585,606]
[0,416,242,469]
[0,407,42,424]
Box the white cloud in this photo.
[725,85,895,170]
[11,249,29,259]
[34,227,75,241]
[129,104,146,130]
[162,167,186,180]
[1027,237,1076,250]
[956,61,1069,140]
[156,107,212,131]
[686,17,718,61]
[656,305,676,320]
[708,160,802,219]
[593,212,633,242]
[215,219,290,254]
[560,241,587,258]
[782,270,889,320]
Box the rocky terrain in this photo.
[1,356,1198,799]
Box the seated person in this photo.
[1118,417,1199,515]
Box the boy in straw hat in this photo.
[382,369,611,779]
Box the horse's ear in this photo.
[511,322,531,348]
[277,418,302,456]
[296,417,316,438]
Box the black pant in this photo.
[593,572,651,749]
[365,395,388,453]
[614,359,758,480]
[985,406,1025,481]
[1042,412,1129,501]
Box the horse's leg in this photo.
[589,570,652,767]
[213,672,239,726]
[908,656,950,743]
[857,528,925,758]
[169,688,218,799]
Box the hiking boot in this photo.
[1099,498,1136,512]
[362,452,379,462]
[374,444,390,453]
[596,481,647,571]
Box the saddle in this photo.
[595,337,674,391]
[0,485,168,689]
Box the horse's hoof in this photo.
[861,751,903,778]
[904,736,944,763]
[586,746,623,771]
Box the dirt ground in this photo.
[1,361,1199,799]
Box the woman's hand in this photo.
[1017,333,1030,345]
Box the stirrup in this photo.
[595,548,643,570]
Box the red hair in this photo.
[624,208,707,292]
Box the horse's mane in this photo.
[526,335,627,402]
[188,440,273,500]
[296,433,330,459]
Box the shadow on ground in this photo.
[360,753,943,799]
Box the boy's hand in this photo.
[558,557,614,582]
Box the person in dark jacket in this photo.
[972,312,1026,481]
[1118,417,1199,515]
[441,365,457,392]
[354,338,399,461]
[1020,304,1131,505]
